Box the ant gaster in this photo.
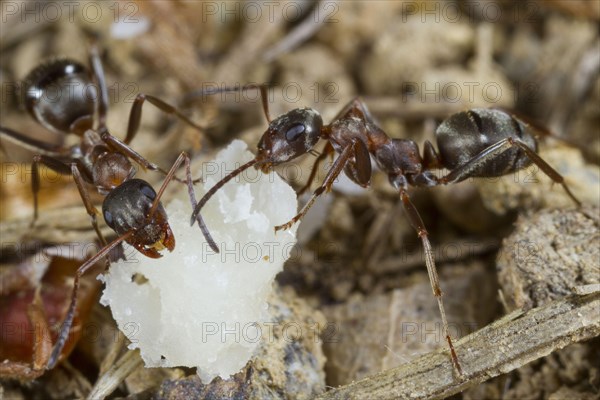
[189,84,581,375]
[0,43,214,369]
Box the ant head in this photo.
[102,179,172,252]
[256,108,323,170]
[23,59,96,136]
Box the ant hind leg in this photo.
[47,232,133,369]
[439,137,581,207]
[124,94,206,145]
[399,188,463,375]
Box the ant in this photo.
[188,84,581,375]
[0,42,215,369]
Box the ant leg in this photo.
[440,137,581,206]
[91,40,205,141]
[510,138,581,206]
[0,126,67,156]
[71,163,108,247]
[101,133,199,184]
[297,142,334,195]
[0,126,71,223]
[184,83,272,123]
[331,97,366,121]
[275,141,360,232]
[31,157,41,222]
[148,151,190,217]
[422,140,442,169]
[327,97,379,129]
[102,133,174,174]
[147,151,219,253]
[30,155,72,225]
[439,139,511,185]
[399,188,462,375]
[124,94,205,144]
[88,41,109,131]
[28,156,108,248]
[497,108,581,147]
[29,155,110,261]
[258,84,271,123]
[47,231,134,369]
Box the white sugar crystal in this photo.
[100,140,298,382]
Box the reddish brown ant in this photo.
[188,84,581,375]
[0,42,214,369]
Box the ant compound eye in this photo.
[285,123,306,142]
[103,209,114,227]
[140,183,156,200]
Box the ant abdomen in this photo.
[23,59,96,135]
[436,108,537,178]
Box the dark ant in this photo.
[0,43,214,369]
[188,84,581,375]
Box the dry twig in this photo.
[317,291,600,400]
[86,350,143,400]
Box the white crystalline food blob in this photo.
[100,140,298,382]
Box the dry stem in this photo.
[317,291,600,400]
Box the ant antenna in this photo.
[189,158,258,251]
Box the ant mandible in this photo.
[0,42,214,369]
[188,84,581,375]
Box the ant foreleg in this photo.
[101,133,200,185]
[124,94,205,144]
[102,133,169,174]
[297,142,334,195]
[275,141,359,232]
[399,188,463,375]
[147,151,186,218]
[46,231,134,369]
